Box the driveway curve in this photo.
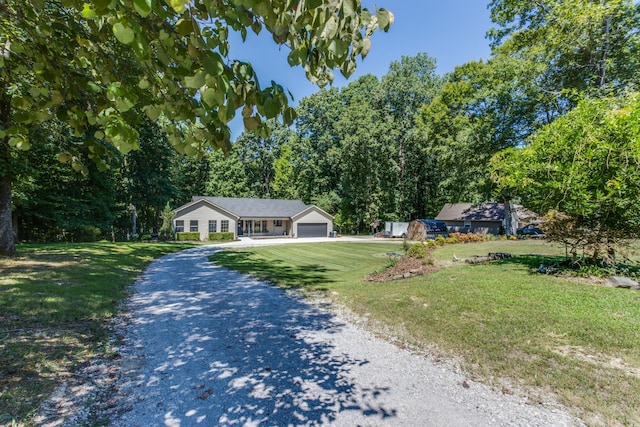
[100,243,578,426]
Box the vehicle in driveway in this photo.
[516,223,545,238]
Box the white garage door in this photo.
[297,223,328,238]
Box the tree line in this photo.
[4,0,640,258]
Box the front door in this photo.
[237,220,243,236]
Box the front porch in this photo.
[237,218,291,238]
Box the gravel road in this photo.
[38,242,583,426]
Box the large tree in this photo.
[488,0,640,99]
[0,0,393,255]
[490,93,640,260]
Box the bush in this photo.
[141,234,152,241]
[449,232,490,243]
[208,232,235,241]
[407,242,430,259]
[176,232,201,241]
[435,235,447,246]
[74,226,101,242]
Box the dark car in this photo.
[516,223,545,238]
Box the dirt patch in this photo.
[365,255,440,282]
[553,345,640,379]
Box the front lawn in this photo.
[212,240,640,426]
[0,242,196,425]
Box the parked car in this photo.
[516,223,545,238]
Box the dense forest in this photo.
[7,0,640,242]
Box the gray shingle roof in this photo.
[436,203,506,221]
[194,196,311,218]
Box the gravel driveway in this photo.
[39,242,582,426]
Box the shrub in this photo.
[449,232,490,243]
[208,232,235,241]
[74,226,101,242]
[407,242,430,259]
[141,234,152,241]
[435,235,447,246]
[176,232,201,241]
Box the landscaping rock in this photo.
[465,253,513,264]
[606,276,640,290]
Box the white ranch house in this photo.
[172,196,334,240]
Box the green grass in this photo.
[0,241,196,425]
[211,241,403,291]
[213,240,640,426]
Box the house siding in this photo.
[445,220,503,235]
[174,201,237,241]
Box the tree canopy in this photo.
[0,0,393,255]
[490,93,640,258]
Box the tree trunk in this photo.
[0,173,16,256]
[503,199,514,237]
[0,70,17,256]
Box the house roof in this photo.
[436,203,507,222]
[191,196,312,218]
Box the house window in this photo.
[464,221,472,228]
[274,219,283,227]
[175,220,184,233]
[190,220,198,232]
[221,220,229,233]
[254,220,262,233]
[262,220,267,233]
[209,220,217,233]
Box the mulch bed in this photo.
[365,256,440,283]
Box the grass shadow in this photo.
[211,250,336,291]
[0,242,196,424]
[489,253,640,278]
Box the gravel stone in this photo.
[36,241,584,426]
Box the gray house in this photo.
[435,203,519,235]
[172,196,334,240]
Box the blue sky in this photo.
[229,1,495,138]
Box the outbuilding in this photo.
[435,202,519,235]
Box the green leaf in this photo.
[92,0,113,9]
[307,0,322,9]
[50,90,64,105]
[133,0,152,17]
[139,78,150,89]
[361,38,371,58]
[243,116,261,131]
[115,97,135,112]
[201,88,219,107]
[81,3,97,19]
[87,81,102,93]
[184,71,206,89]
[203,52,224,76]
[263,98,280,119]
[328,39,349,59]
[176,18,192,36]
[113,22,135,45]
[168,0,187,13]
[342,0,356,16]
[144,105,161,120]
[377,8,394,32]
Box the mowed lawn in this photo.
[213,240,640,426]
[0,242,196,425]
